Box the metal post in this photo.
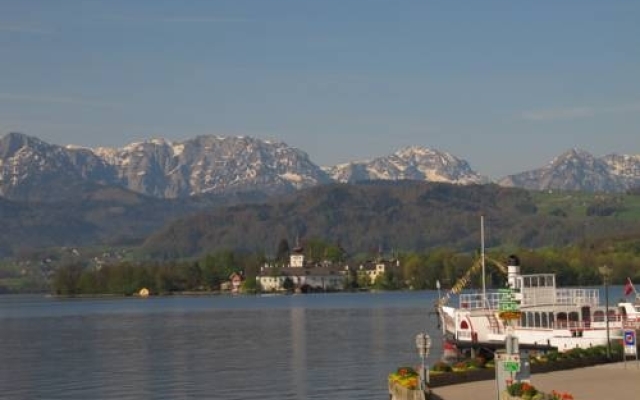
[481,215,486,307]
[415,333,432,392]
[605,276,611,359]
[599,265,612,359]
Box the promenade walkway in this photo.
[431,361,640,400]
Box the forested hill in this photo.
[141,181,640,259]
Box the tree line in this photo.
[51,236,640,296]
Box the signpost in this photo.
[415,333,432,392]
[623,329,638,368]
[495,286,528,399]
[498,288,518,311]
[498,288,521,324]
[503,359,521,373]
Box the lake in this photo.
[0,291,443,400]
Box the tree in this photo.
[402,253,430,290]
[276,239,290,264]
[242,276,258,293]
[282,277,294,292]
[373,270,400,290]
[52,263,84,296]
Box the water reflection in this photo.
[291,307,308,399]
[0,292,442,400]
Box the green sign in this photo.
[498,288,519,312]
[503,361,520,372]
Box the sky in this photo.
[1,0,639,179]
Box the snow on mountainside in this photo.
[325,146,489,184]
[92,135,332,198]
[498,149,640,192]
[0,132,116,200]
[2,132,640,200]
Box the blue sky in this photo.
[1,0,639,178]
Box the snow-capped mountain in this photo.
[498,149,640,192]
[0,132,117,200]
[0,133,332,199]
[92,135,332,198]
[2,132,640,201]
[325,146,488,184]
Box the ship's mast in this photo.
[481,215,486,307]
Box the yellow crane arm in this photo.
[437,255,508,307]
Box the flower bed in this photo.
[388,367,430,400]
[501,382,574,400]
[428,345,616,388]
[388,366,420,390]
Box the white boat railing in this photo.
[555,288,600,306]
[458,288,601,309]
[458,292,502,310]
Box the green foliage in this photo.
[431,361,453,372]
[241,276,258,292]
[282,277,294,291]
[10,182,640,294]
[507,382,538,397]
[52,263,84,296]
[275,239,290,263]
[394,366,419,377]
[373,269,401,290]
[546,351,560,362]
[49,249,258,296]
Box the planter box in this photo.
[531,356,611,374]
[429,368,495,387]
[430,356,612,387]
[499,391,524,400]
[388,381,429,400]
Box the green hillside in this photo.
[141,182,640,259]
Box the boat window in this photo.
[548,312,554,327]
[546,276,554,287]
[556,312,567,328]
[534,312,541,327]
[569,312,579,328]
[541,313,548,328]
[520,312,526,327]
[524,277,530,288]
[460,320,469,330]
[527,312,534,327]
[593,310,604,322]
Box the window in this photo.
[593,310,604,322]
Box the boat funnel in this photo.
[507,255,521,290]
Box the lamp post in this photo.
[415,333,432,392]
[599,265,612,359]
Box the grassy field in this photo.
[531,190,640,220]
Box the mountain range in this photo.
[1,132,639,202]
[2,131,640,260]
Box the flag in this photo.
[624,277,636,296]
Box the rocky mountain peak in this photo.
[2,132,640,200]
[499,148,640,192]
[325,145,487,184]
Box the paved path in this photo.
[431,361,640,400]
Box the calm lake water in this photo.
[0,291,443,400]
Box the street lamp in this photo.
[599,265,612,359]
[415,333,432,391]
